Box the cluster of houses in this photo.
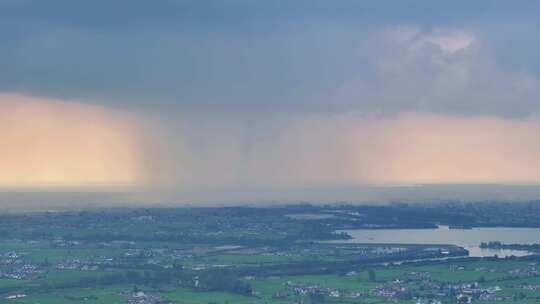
[274,281,364,300]
[1,251,42,280]
[1,251,23,265]
[261,264,540,304]
[54,259,99,271]
[0,264,41,280]
[126,291,171,304]
[371,268,532,303]
[522,283,540,290]
[4,294,27,300]
[51,238,81,248]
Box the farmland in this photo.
[2,203,540,303]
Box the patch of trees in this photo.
[189,269,252,296]
[368,269,376,282]
[29,269,175,292]
[480,241,540,252]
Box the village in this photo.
[258,262,540,304]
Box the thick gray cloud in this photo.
[1,0,540,117]
[4,1,540,206]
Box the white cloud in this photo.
[424,30,475,53]
[329,25,540,117]
[383,26,475,54]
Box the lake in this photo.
[335,225,540,257]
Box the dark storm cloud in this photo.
[3,1,540,204]
[1,0,540,116]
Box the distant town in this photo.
[2,203,540,303]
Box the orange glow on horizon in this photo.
[2,94,540,191]
[355,113,540,185]
[234,112,540,187]
[0,94,149,188]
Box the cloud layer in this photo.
[1,1,540,117]
[2,1,540,204]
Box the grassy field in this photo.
[1,224,540,303]
[7,286,126,304]
[4,259,540,303]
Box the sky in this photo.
[2,0,540,206]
